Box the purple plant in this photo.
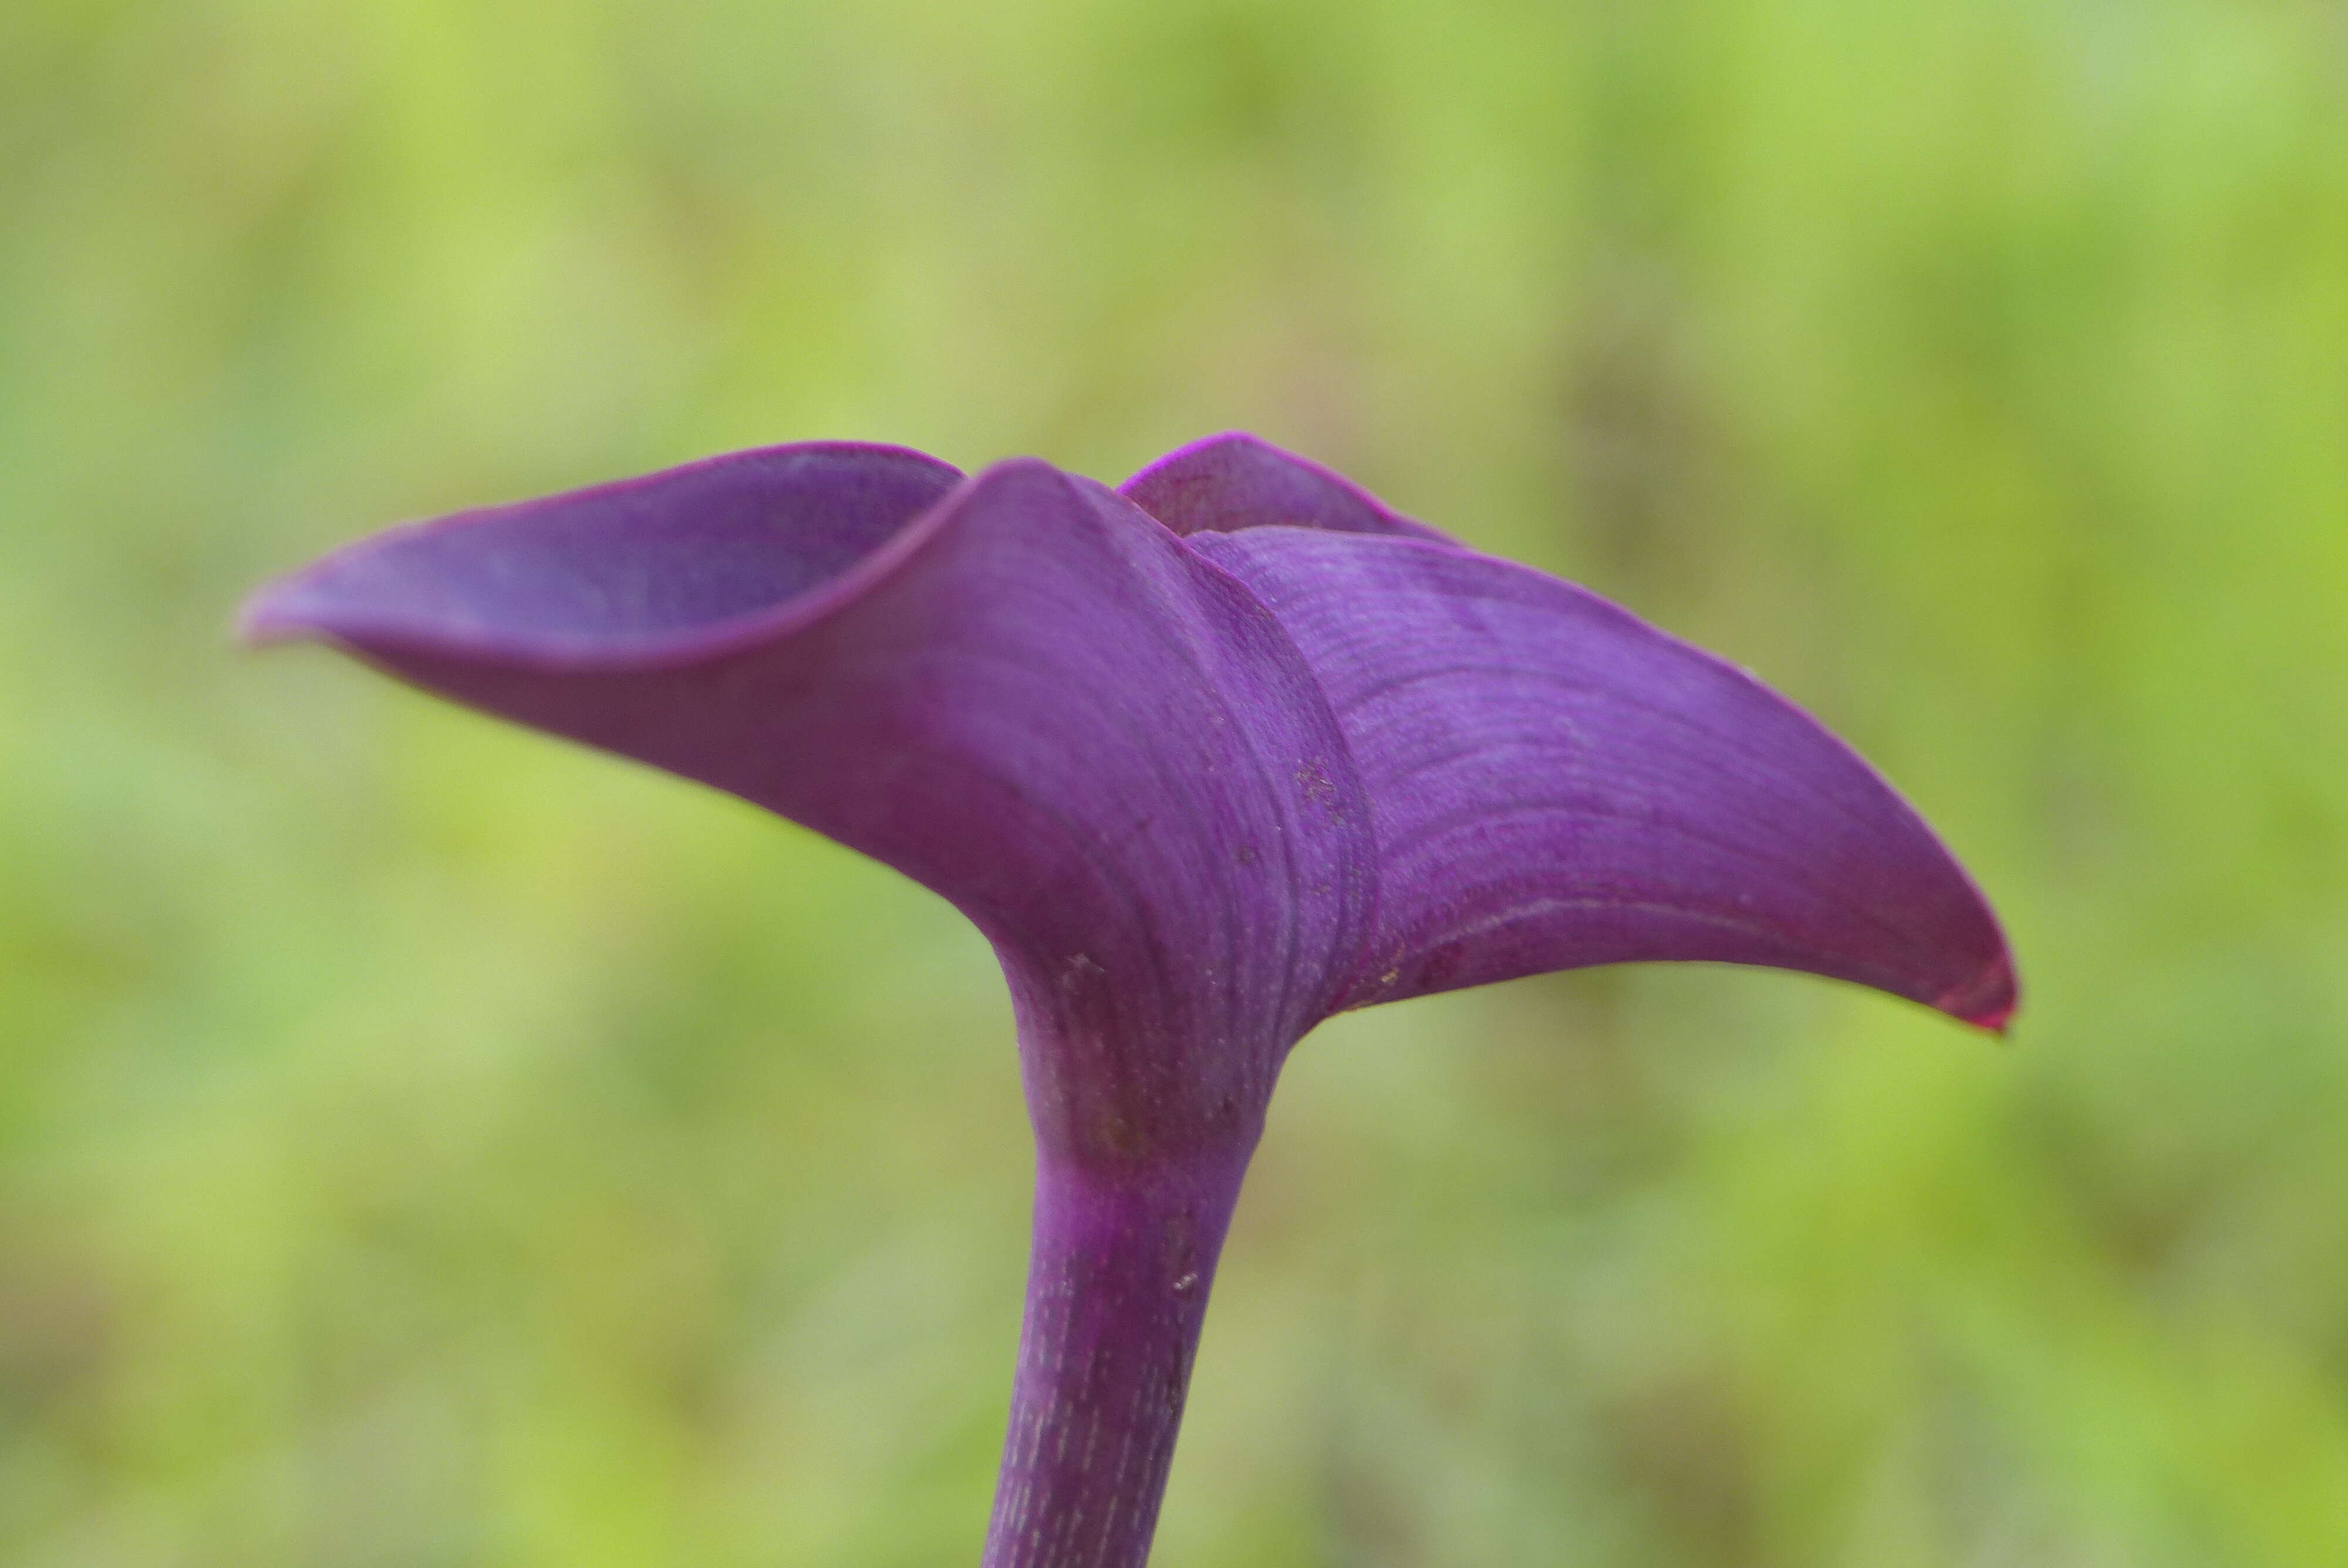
[243,432,2014,1567]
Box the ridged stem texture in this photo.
[237,432,2019,1568]
[981,1141,1256,1568]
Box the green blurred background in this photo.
[5,0,2347,1563]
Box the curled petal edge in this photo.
[1188,518,2016,1034]
[242,445,1378,1159]
[1122,430,1462,547]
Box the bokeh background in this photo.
[6,0,2347,1563]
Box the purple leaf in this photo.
[1122,430,1460,545]
[1130,437,2014,1030]
[244,442,967,656]
[246,443,1376,1161]
[247,440,1389,1568]
[245,432,2017,1568]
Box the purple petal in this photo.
[241,442,968,660]
[244,446,1377,1155]
[1190,526,2018,1030]
[1121,431,1460,545]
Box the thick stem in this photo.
[980,1143,1256,1568]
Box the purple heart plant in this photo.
[242,433,2015,1568]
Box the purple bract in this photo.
[242,432,2015,1567]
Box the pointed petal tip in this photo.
[232,542,441,655]
[1186,526,2022,1028]
[234,573,329,648]
[1934,948,2020,1036]
[230,442,970,668]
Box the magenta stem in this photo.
[980,1143,1256,1568]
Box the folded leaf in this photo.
[245,445,1377,1158]
[249,431,2020,1568]
[1124,431,1460,546]
[1182,509,2014,1029]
